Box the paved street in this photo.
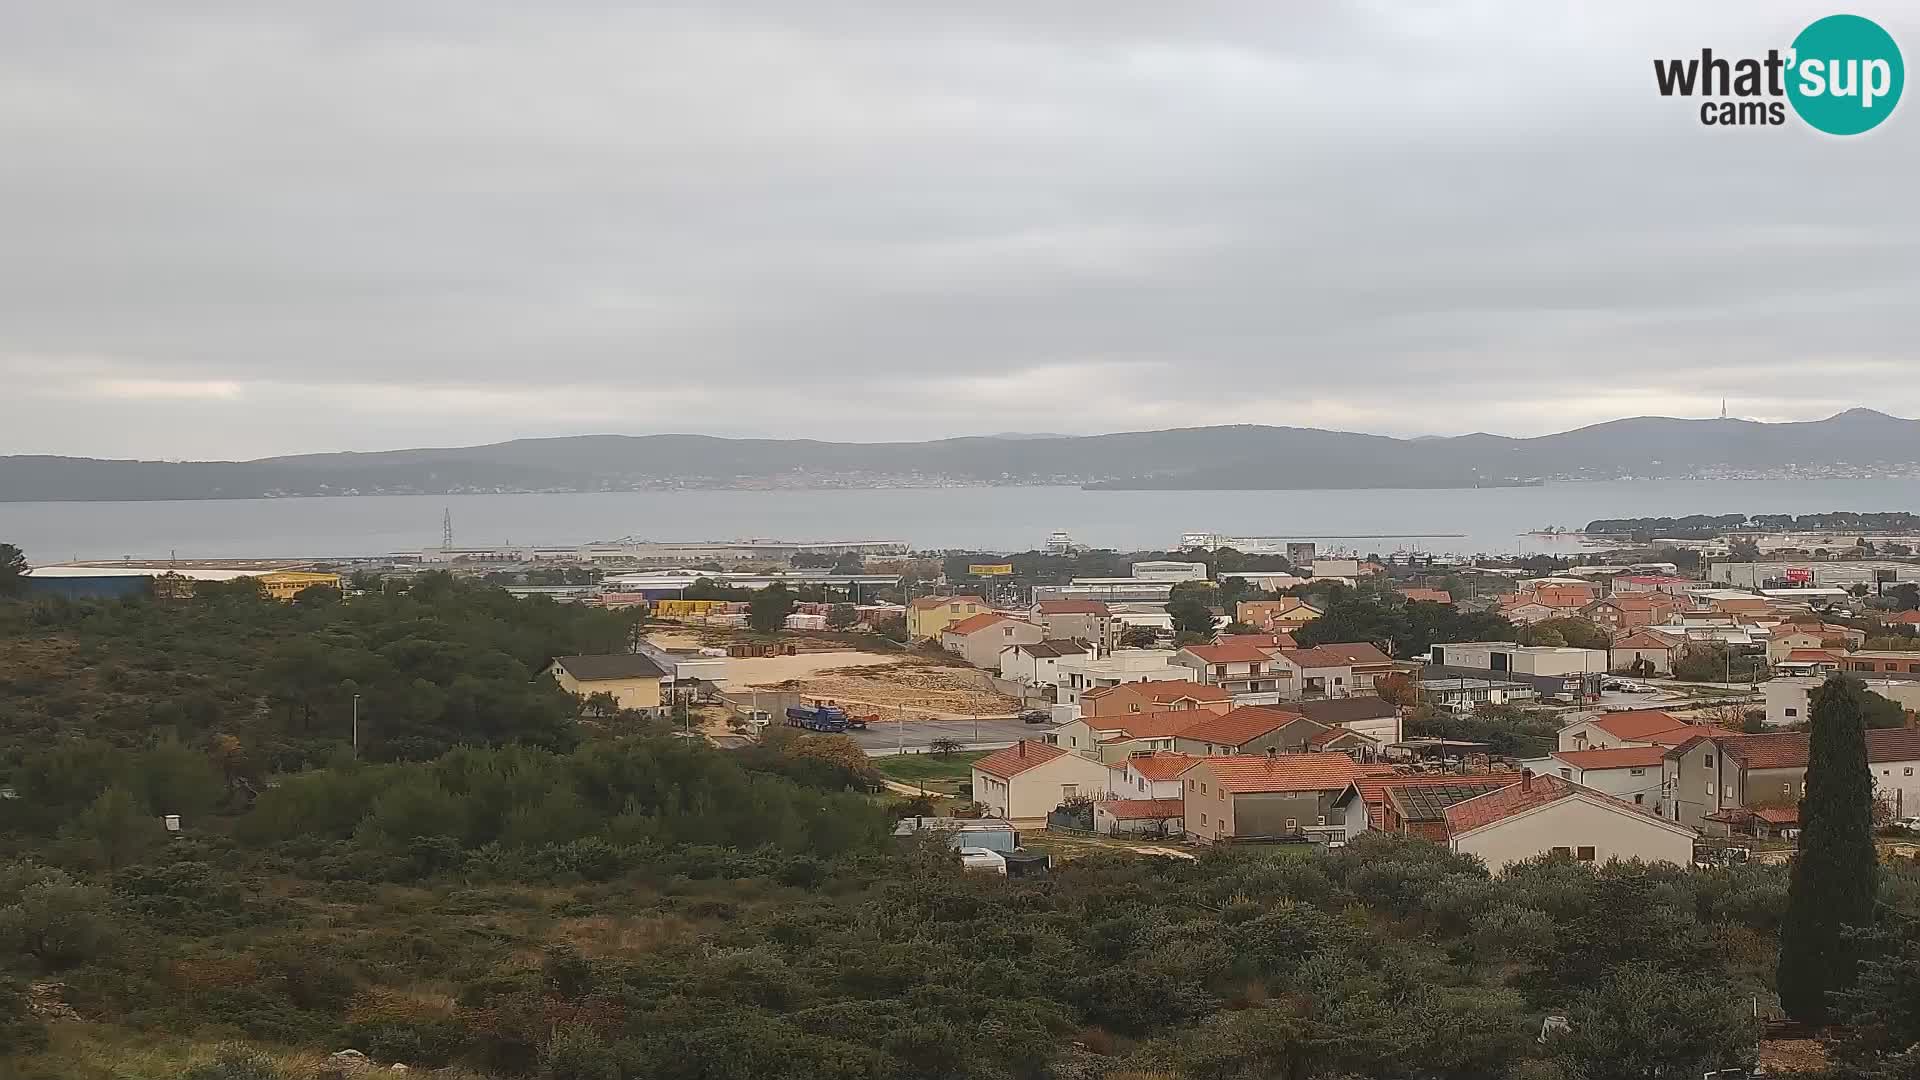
[852,715,1043,755]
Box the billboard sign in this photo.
[969,563,1014,576]
[1784,567,1812,584]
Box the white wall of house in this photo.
[1054,651,1178,705]
[1610,645,1675,675]
[1450,793,1696,874]
[971,754,1113,820]
[1872,757,1920,818]
[946,620,1044,669]
[998,645,1076,685]
[1517,758,1662,809]
[1105,764,1186,800]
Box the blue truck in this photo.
[785,701,851,732]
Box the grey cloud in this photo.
[1,1,1916,458]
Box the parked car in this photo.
[1895,816,1920,833]
[1020,709,1050,725]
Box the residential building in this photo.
[1181,753,1371,844]
[907,595,989,641]
[892,817,1019,852]
[1581,594,1681,634]
[1659,727,1920,826]
[1289,696,1403,744]
[1528,582,1600,610]
[1776,649,1843,676]
[1217,631,1298,650]
[1104,750,1196,800]
[1557,709,1730,753]
[1840,651,1920,679]
[1279,642,1395,697]
[1335,773,1521,840]
[1767,623,1865,662]
[1031,599,1118,652]
[1498,601,1562,626]
[546,654,667,715]
[1172,707,1317,756]
[1235,597,1322,633]
[1054,650,1181,707]
[998,639,1091,686]
[942,613,1045,669]
[1519,746,1667,810]
[1173,642,1291,698]
[1081,679,1232,718]
[1397,587,1453,604]
[1443,773,1697,874]
[257,570,345,601]
[1609,629,1685,675]
[1130,560,1208,582]
[1039,579,1175,603]
[1312,559,1362,578]
[1052,710,1205,762]
[1766,675,1920,727]
[969,740,1112,821]
[1419,670,1540,709]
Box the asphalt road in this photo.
[851,716,1044,755]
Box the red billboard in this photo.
[1784,567,1812,584]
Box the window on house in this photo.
[1630,767,1646,776]
[1316,815,1326,826]
[1285,818,1298,831]
[1551,846,1572,856]
[1559,768,1572,779]
[1189,779,1195,790]
[1786,708,1798,717]
[1907,768,1915,777]
[1705,754,1714,769]
[1200,813,1207,825]
[1576,846,1596,862]
[1062,785,1078,799]
[1634,793,1645,805]
[1129,703,1140,712]
[1706,782,1714,796]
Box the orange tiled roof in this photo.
[1084,679,1231,704]
[942,612,1011,636]
[1553,746,1669,770]
[1443,774,1579,833]
[972,739,1067,778]
[1090,710,1214,739]
[1345,772,1520,830]
[1398,588,1453,604]
[1185,753,1365,794]
[1590,710,1688,741]
[1175,706,1307,747]
[1785,649,1842,663]
[1121,751,1198,781]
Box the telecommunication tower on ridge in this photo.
[442,508,454,549]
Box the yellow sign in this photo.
[968,563,1014,576]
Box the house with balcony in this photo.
[1172,642,1292,698]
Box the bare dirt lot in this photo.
[757,658,1018,721]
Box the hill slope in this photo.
[2,410,1916,500]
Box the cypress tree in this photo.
[1777,674,1880,1024]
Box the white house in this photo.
[998,639,1090,685]
[1104,751,1196,800]
[1518,746,1666,811]
[969,740,1112,822]
[1443,773,1697,874]
[941,613,1044,669]
[1054,649,1180,706]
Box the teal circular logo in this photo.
[1787,14,1903,135]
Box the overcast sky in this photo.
[2,2,1916,459]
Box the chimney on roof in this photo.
[1520,767,1534,792]
[1018,741,1026,758]
[1266,745,1277,760]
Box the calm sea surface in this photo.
[3,478,1919,563]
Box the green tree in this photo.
[747,583,796,633]
[1118,624,1160,648]
[62,786,164,870]
[825,603,858,629]
[1168,582,1217,640]
[1552,963,1754,1080]
[0,543,25,597]
[1778,675,1881,1024]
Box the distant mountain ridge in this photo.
[3,410,1917,501]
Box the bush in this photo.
[0,863,116,970]
[541,1022,620,1080]
[183,1046,284,1080]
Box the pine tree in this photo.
[1777,674,1880,1024]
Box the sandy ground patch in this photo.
[724,649,902,683]
[755,660,1018,720]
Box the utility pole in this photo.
[352,694,361,757]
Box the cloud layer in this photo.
[2,2,1916,457]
